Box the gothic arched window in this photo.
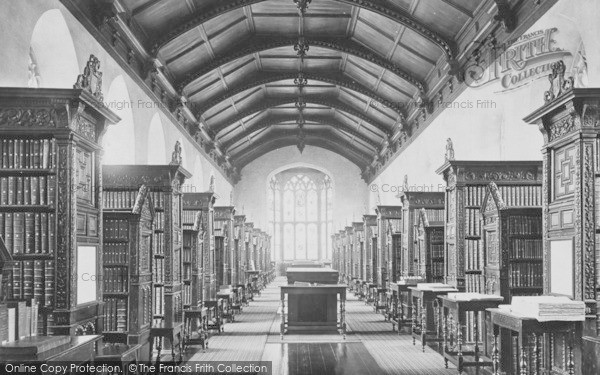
[269,168,333,261]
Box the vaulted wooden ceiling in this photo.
[63,0,555,182]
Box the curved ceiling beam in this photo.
[211,96,393,137]
[193,71,405,116]
[175,36,425,94]
[232,132,371,169]
[222,114,381,151]
[150,0,455,62]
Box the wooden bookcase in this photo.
[101,185,154,351]
[0,86,119,336]
[352,222,364,282]
[182,207,202,309]
[344,226,354,282]
[524,81,600,373]
[103,162,190,329]
[362,215,377,284]
[399,192,445,278]
[481,182,543,302]
[233,215,246,286]
[375,206,402,289]
[436,160,542,292]
[243,222,254,279]
[214,206,235,287]
[416,208,445,283]
[182,193,216,303]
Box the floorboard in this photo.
[185,277,457,374]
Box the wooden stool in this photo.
[149,322,183,363]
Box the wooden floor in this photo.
[187,277,456,375]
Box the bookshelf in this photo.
[101,184,154,353]
[399,192,444,278]
[436,160,543,292]
[416,208,445,283]
[182,193,216,304]
[352,222,364,282]
[375,206,402,289]
[0,86,119,336]
[233,215,246,287]
[481,182,543,302]
[524,82,600,373]
[345,226,354,283]
[103,161,190,329]
[363,215,377,285]
[182,209,202,309]
[214,206,235,287]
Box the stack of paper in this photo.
[509,296,585,321]
[397,276,425,285]
[416,283,458,292]
[445,293,504,302]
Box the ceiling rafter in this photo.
[222,114,381,151]
[211,96,393,137]
[149,0,456,63]
[174,36,426,93]
[194,71,405,116]
[232,131,371,168]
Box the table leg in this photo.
[492,325,499,375]
[412,298,417,346]
[155,336,162,364]
[421,304,427,352]
[443,308,449,369]
[567,339,575,375]
[341,294,346,340]
[474,311,480,369]
[519,334,528,375]
[280,295,285,339]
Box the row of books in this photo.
[509,238,543,259]
[154,231,164,256]
[431,262,444,278]
[102,266,128,293]
[497,185,542,208]
[0,138,56,170]
[183,284,192,307]
[465,208,482,236]
[0,175,57,206]
[153,258,164,284]
[465,186,487,207]
[103,243,128,265]
[430,243,444,259]
[103,218,130,241]
[465,239,483,271]
[182,247,193,263]
[183,210,198,226]
[508,216,542,235]
[429,228,444,243]
[103,190,141,210]
[183,263,192,281]
[422,208,445,223]
[0,301,40,343]
[466,273,484,293]
[153,287,164,319]
[6,260,54,307]
[103,297,127,332]
[0,212,56,254]
[509,263,543,288]
[149,191,166,210]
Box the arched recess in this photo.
[29,9,80,88]
[147,113,167,164]
[103,76,136,164]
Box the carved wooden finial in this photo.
[445,138,455,161]
[170,141,182,165]
[209,174,215,193]
[403,175,409,192]
[74,54,104,102]
[544,60,575,103]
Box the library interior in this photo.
[1,0,600,374]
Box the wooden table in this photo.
[438,294,504,373]
[389,281,423,333]
[205,299,225,333]
[375,287,387,314]
[366,283,378,305]
[286,268,339,284]
[95,343,142,375]
[217,289,235,322]
[409,284,458,352]
[182,306,208,352]
[487,308,582,375]
[280,285,346,339]
[149,322,183,363]
[0,335,102,362]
